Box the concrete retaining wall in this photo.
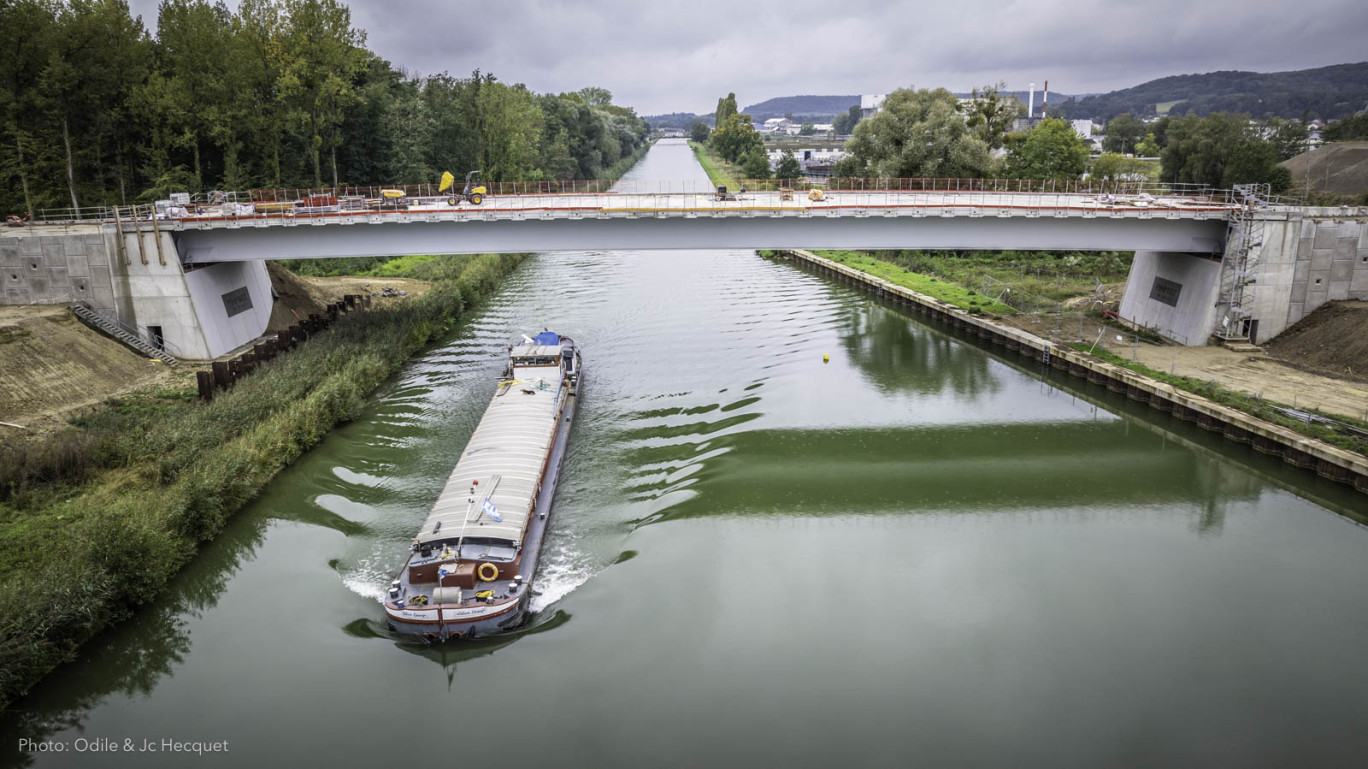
[0,227,117,312]
[1,226,272,360]
[777,249,1368,497]
[1250,215,1368,341]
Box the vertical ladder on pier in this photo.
[69,304,180,366]
[1215,184,1269,341]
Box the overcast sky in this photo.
[126,0,1368,115]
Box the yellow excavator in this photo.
[440,171,487,206]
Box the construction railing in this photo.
[20,177,1250,225]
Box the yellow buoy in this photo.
[822,354,830,363]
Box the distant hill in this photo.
[742,95,860,120]
[643,112,708,130]
[1052,62,1368,121]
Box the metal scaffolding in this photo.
[1215,183,1270,341]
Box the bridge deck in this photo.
[150,189,1237,232]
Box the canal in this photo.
[4,139,1367,768]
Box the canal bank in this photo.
[774,249,1368,498]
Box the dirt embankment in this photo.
[265,262,430,333]
[1265,301,1368,382]
[0,306,188,435]
[1,264,430,435]
[1281,142,1368,197]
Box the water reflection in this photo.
[648,421,1261,522]
[840,302,1003,397]
[0,512,269,768]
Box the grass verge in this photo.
[687,140,740,189]
[1067,343,1368,455]
[831,249,1132,312]
[805,250,1016,315]
[0,253,526,707]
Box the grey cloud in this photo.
[126,0,1368,114]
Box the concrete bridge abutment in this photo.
[1,225,271,360]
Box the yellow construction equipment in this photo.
[440,170,487,205]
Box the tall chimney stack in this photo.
[1028,83,1035,120]
[1043,80,1049,119]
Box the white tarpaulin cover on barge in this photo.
[415,355,565,546]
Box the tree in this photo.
[741,149,770,179]
[152,0,242,189]
[1134,133,1160,157]
[690,121,710,143]
[1003,118,1089,179]
[577,86,611,107]
[798,122,815,136]
[0,0,59,215]
[1264,118,1309,160]
[774,149,801,180]
[0,0,652,210]
[1160,112,1290,192]
[475,80,544,181]
[839,88,994,178]
[275,0,367,187]
[1323,111,1368,141]
[832,104,860,135]
[715,92,737,126]
[1090,152,1149,181]
[1223,139,1290,191]
[711,111,761,163]
[962,82,1022,150]
[1102,113,1146,154]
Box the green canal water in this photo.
[4,140,1368,768]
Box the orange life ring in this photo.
[477,562,499,582]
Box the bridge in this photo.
[158,187,1235,262]
[4,177,1365,362]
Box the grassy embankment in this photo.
[0,253,526,707]
[796,250,1016,316]
[819,249,1133,313]
[687,140,740,189]
[1068,343,1368,456]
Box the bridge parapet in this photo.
[22,177,1236,227]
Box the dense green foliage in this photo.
[831,104,862,136]
[1323,111,1368,141]
[1089,152,1153,181]
[0,0,648,216]
[962,82,1023,150]
[1052,62,1368,121]
[1158,113,1292,191]
[708,92,766,174]
[690,122,711,143]
[804,250,1016,315]
[1003,119,1089,180]
[774,150,801,180]
[834,88,994,178]
[1102,114,1146,154]
[0,252,526,706]
[826,248,1132,312]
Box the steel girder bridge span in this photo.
[149,189,1236,263]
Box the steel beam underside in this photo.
[176,216,1227,262]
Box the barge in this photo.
[384,331,581,640]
